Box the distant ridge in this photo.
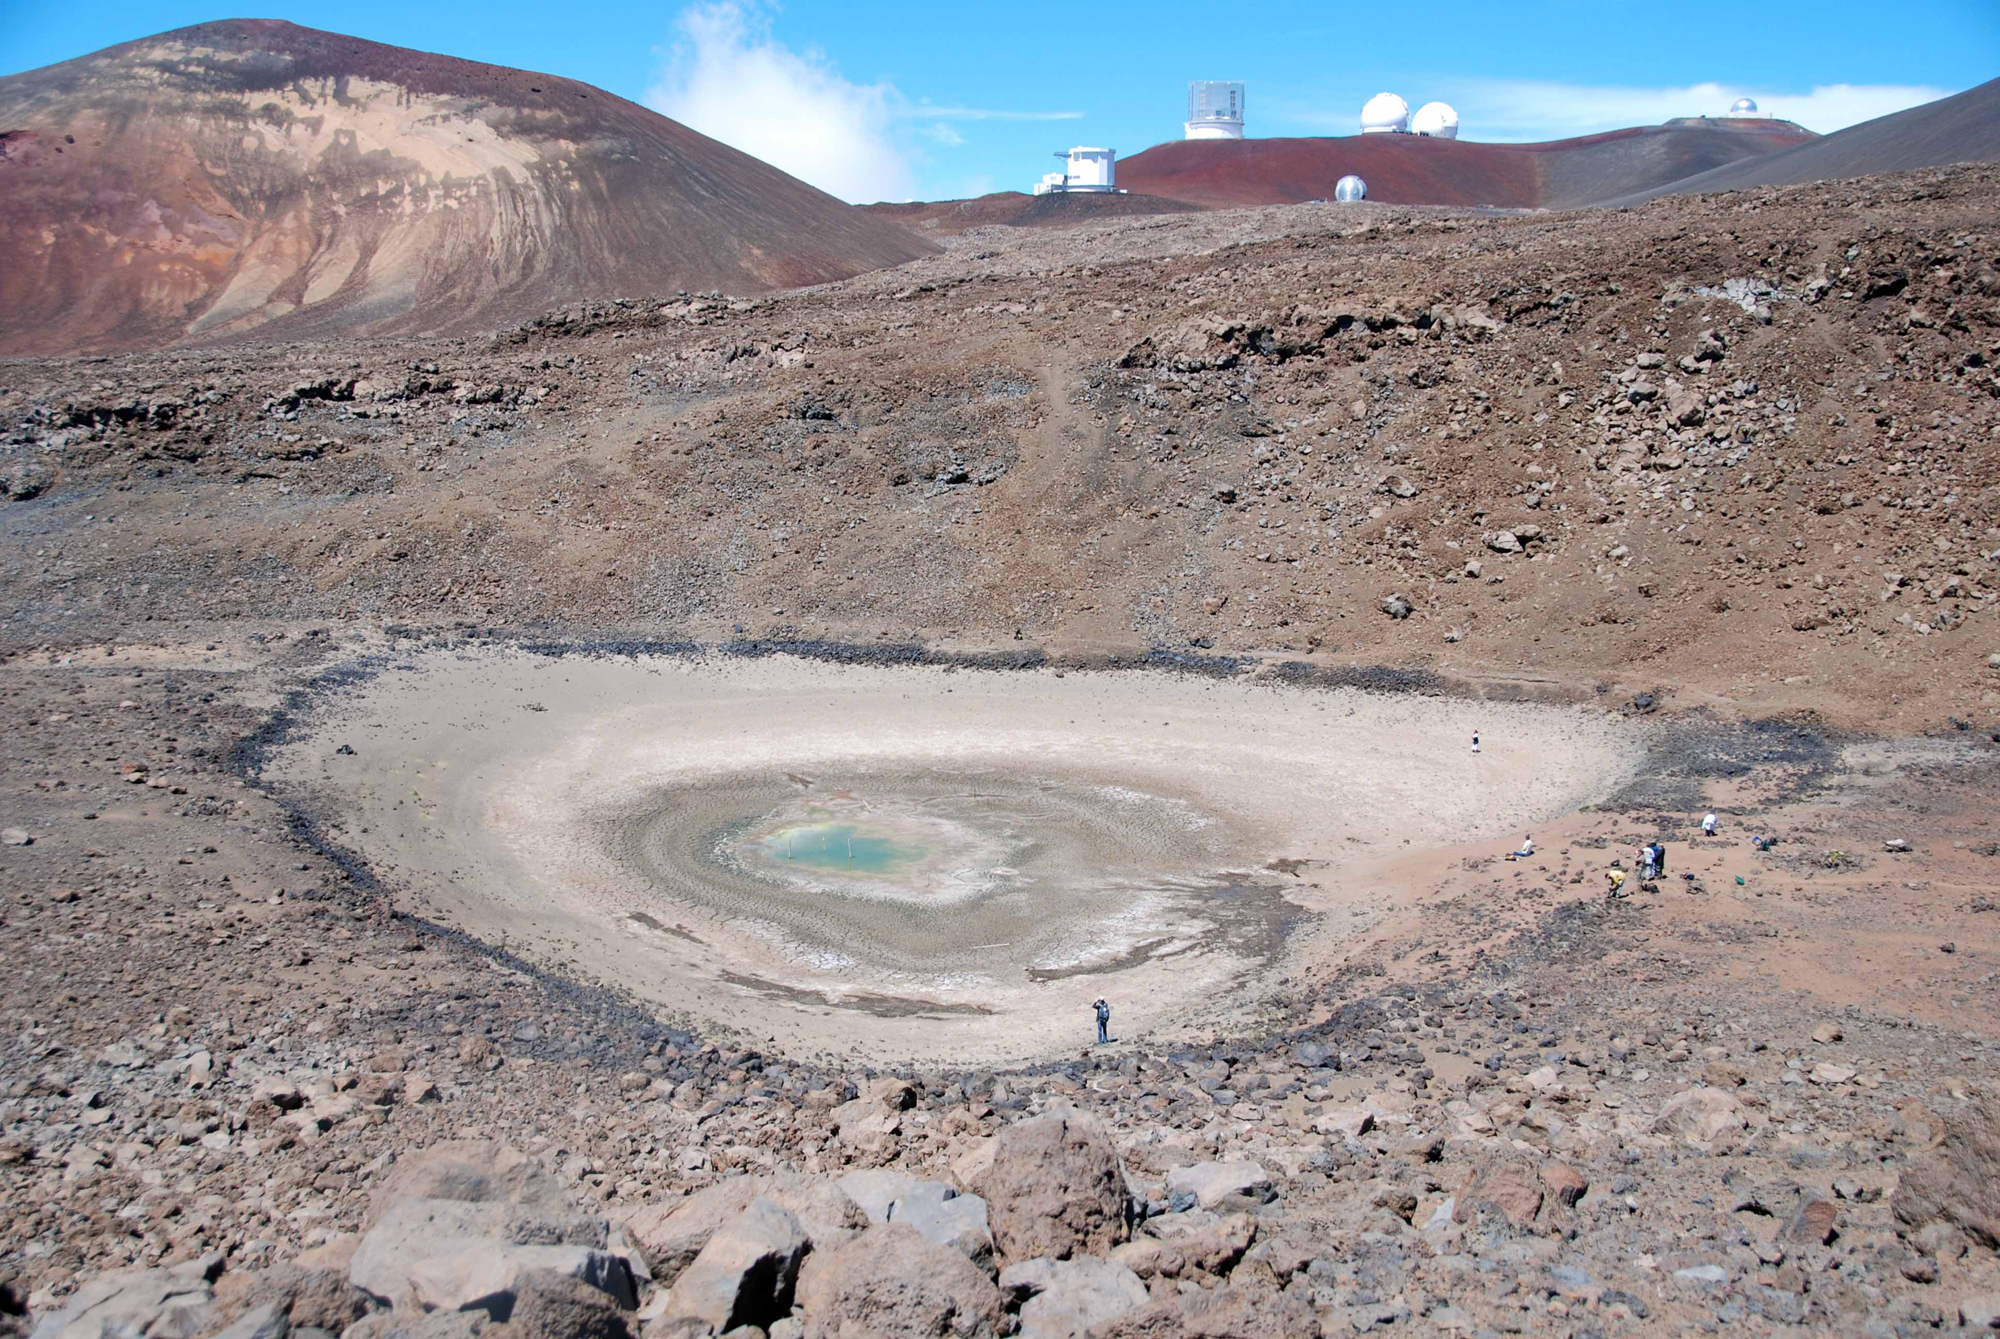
[0,19,937,354]
[1110,120,1816,211]
[1608,77,2000,204]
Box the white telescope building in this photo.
[1185,81,1245,139]
[1411,101,1459,138]
[1032,146,1117,195]
[1360,92,1411,133]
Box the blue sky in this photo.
[4,0,1995,202]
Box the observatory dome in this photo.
[1359,92,1409,134]
[1730,97,1759,117]
[1411,102,1459,138]
[1334,174,1367,202]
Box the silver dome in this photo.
[1334,174,1367,202]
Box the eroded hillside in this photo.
[3,164,1998,728]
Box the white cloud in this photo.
[645,1,911,204]
[644,3,1084,205]
[1445,80,1957,142]
[909,106,1084,122]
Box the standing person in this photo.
[1703,813,1718,836]
[1093,998,1110,1045]
[1641,844,1658,881]
[1654,841,1667,877]
[1471,731,1481,754]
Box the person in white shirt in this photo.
[1702,813,1718,836]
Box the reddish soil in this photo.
[862,190,1203,237]
[1115,122,1816,211]
[0,20,937,357]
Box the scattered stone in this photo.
[1652,1087,1746,1143]
[1452,1160,1543,1231]
[1961,1295,2000,1330]
[1163,1161,1275,1212]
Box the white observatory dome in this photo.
[1411,102,1459,138]
[1359,92,1409,134]
[1729,97,1759,117]
[1334,174,1367,202]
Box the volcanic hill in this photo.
[1112,118,1817,210]
[1612,74,2000,203]
[0,19,937,356]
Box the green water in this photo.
[756,822,924,875]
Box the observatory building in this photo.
[1360,92,1411,134]
[1729,97,1760,117]
[1185,81,1246,140]
[1411,101,1459,138]
[1334,175,1367,201]
[1032,146,1117,196]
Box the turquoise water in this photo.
[755,822,925,875]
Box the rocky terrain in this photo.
[0,21,935,356]
[2,158,2000,1338]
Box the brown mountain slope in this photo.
[1114,120,1815,210]
[862,189,1202,236]
[0,19,936,355]
[1608,76,2000,204]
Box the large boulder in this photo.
[889,1194,994,1273]
[347,1201,609,1309]
[982,1111,1128,1265]
[1895,1098,2000,1249]
[407,1244,637,1316]
[1000,1257,1149,1339]
[655,1198,807,1338]
[834,1170,953,1225]
[232,1265,375,1333]
[623,1176,863,1286]
[793,1224,1007,1339]
[27,1256,221,1339]
[500,1271,636,1339]
[363,1141,570,1229]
